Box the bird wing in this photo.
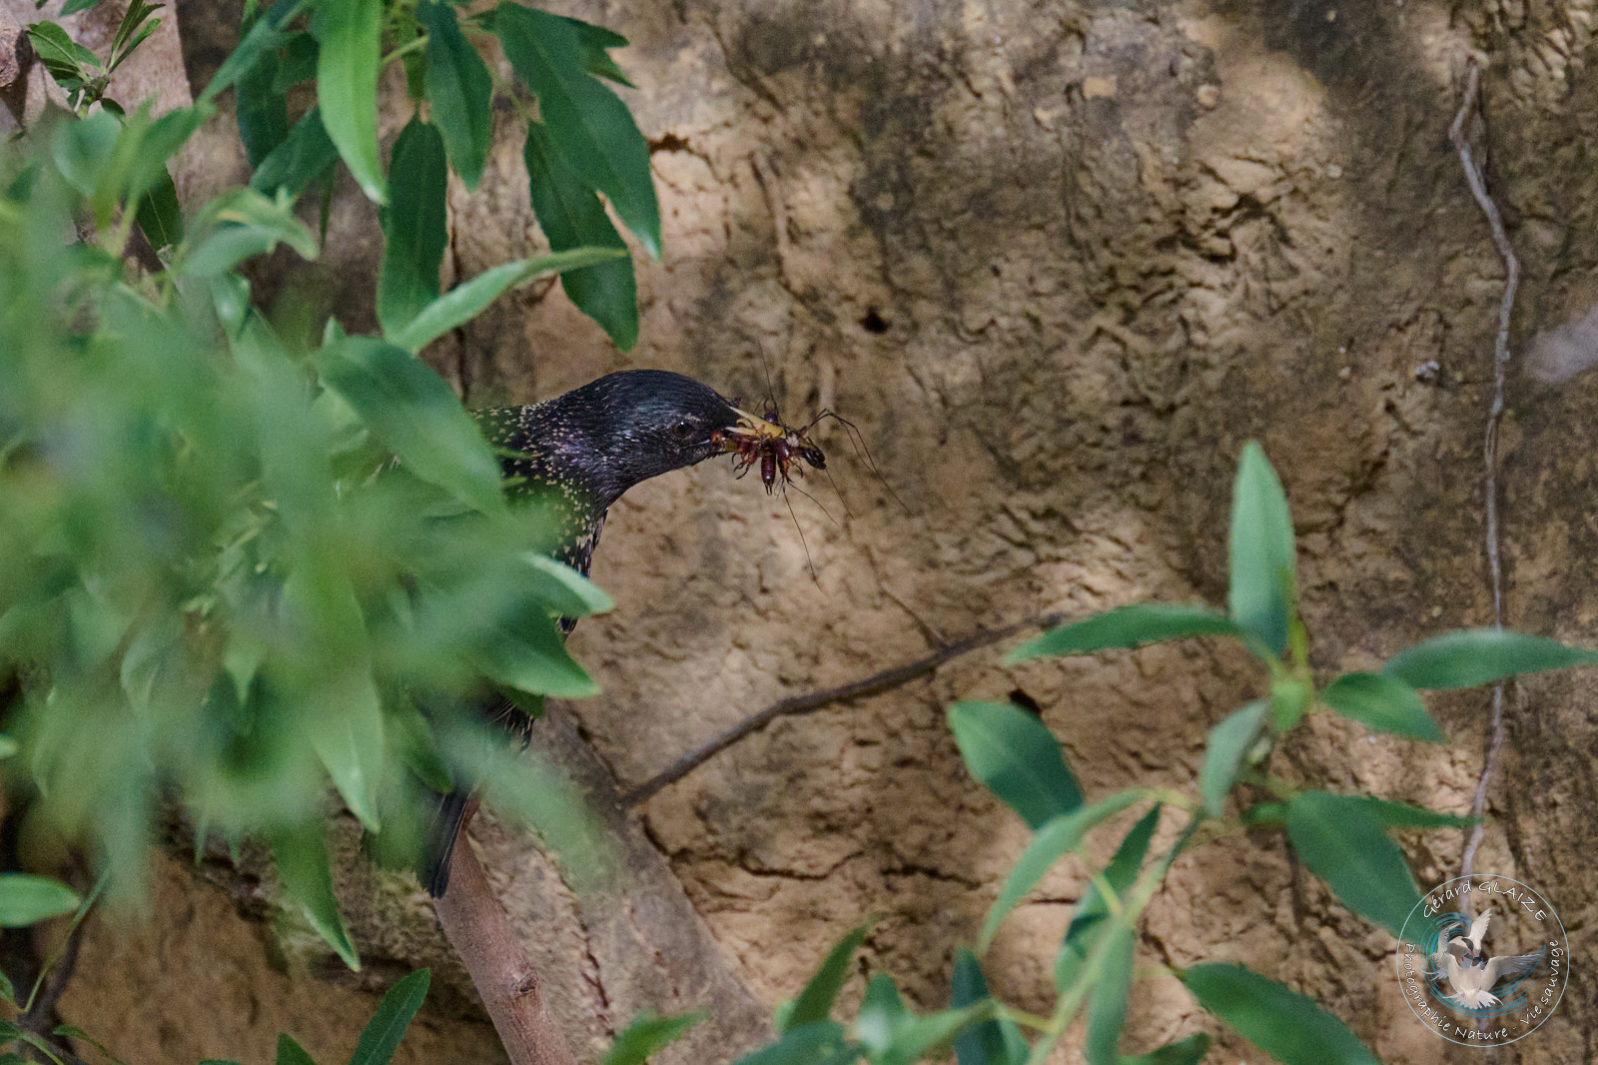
[1484,949,1545,986]
[1469,909,1493,948]
[1431,952,1467,990]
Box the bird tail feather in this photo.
[424,788,472,898]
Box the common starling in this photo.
[423,369,741,896]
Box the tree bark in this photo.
[434,823,582,1065]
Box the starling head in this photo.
[547,369,739,506]
[479,369,741,518]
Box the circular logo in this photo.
[1396,874,1569,1047]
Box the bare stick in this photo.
[433,817,581,1065]
[621,611,1066,806]
[1449,61,1519,882]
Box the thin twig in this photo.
[621,611,1066,807]
[1449,61,1519,883]
[19,922,87,1065]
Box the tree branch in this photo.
[1449,60,1519,884]
[621,611,1066,806]
[432,812,581,1065]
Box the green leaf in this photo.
[1006,604,1246,664]
[50,110,120,201]
[854,974,907,1055]
[496,4,660,258]
[273,32,320,93]
[108,1,162,73]
[522,120,638,350]
[1116,1033,1212,1065]
[1268,676,1312,732]
[177,187,317,278]
[388,694,454,794]
[0,735,20,760]
[601,1011,704,1065]
[951,948,1027,1065]
[1085,924,1135,1065]
[1239,802,1287,827]
[378,118,448,335]
[250,106,339,200]
[299,662,384,831]
[948,701,1082,829]
[1285,791,1421,937]
[26,23,101,93]
[51,1024,121,1064]
[470,597,598,699]
[731,1022,853,1065]
[390,246,628,353]
[314,336,505,514]
[110,17,163,74]
[562,15,635,87]
[0,968,13,1004]
[350,969,430,1065]
[418,1,493,190]
[0,874,81,927]
[61,0,105,13]
[236,1,290,167]
[787,922,871,1032]
[312,0,385,203]
[1320,672,1442,742]
[110,1,160,64]
[110,107,206,241]
[202,0,309,104]
[468,743,612,892]
[1056,805,1160,992]
[135,168,183,250]
[1198,700,1266,817]
[518,554,615,619]
[880,1009,991,1065]
[1227,441,1296,656]
[978,791,1143,952]
[270,822,359,970]
[275,1034,318,1065]
[1181,963,1379,1065]
[1383,628,1598,689]
[1344,796,1478,829]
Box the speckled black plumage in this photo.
[473,369,740,581]
[424,370,739,896]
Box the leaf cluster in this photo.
[2,3,647,971]
[212,0,656,350]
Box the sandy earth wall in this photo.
[11,0,1598,1062]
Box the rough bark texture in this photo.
[26,0,1598,1062]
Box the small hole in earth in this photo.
[1008,689,1044,716]
[860,307,890,333]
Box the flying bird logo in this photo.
[1426,909,1546,1010]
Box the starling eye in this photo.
[671,418,698,439]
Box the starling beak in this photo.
[423,370,739,896]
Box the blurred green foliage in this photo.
[1,0,660,974]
